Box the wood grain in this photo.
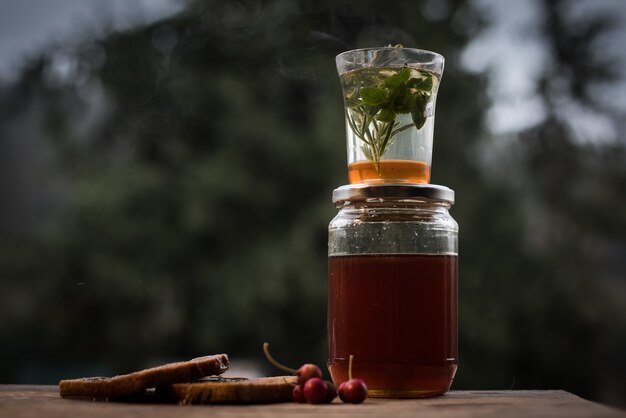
[0,385,624,418]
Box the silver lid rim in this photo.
[332,183,455,205]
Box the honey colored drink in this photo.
[328,254,457,397]
[339,64,441,184]
[348,159,431,184]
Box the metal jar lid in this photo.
[332,183,455,205]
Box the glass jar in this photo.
[336,47,444,184]
[327,184,458,398]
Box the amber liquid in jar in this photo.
[347,160,431,184]
[328,254,457,397]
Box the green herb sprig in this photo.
[344,67,433,174]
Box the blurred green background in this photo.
[1,0,625,408]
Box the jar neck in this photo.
[336,198,452,211]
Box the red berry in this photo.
[263,343,323,385]
[303,377,328,404]
[338,382,346,401]
[297,363,323,384]
[324,381,337,403]
[292,385,306,403]
[338,378,367,404]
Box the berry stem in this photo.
[348,355,354,380]
[263,342,298,375]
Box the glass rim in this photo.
[336,46,444,62]
[336,47,444,75]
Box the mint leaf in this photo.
[400,91,417,111]
[384,67,410,90]
[407,75,433,92]
[411,108,427,129]
[411,93,429,129]
[345,97,361,108]
[362,104,381,118]
[361,87,388,106]
[391,87,415,114]
[376,108,396,122]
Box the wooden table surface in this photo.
[0,385,624,418]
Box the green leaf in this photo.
[362,104,381,117]
[402,92,418,111]
[345,97,361,108]
[392,88,416,114]
[411,93,430,129]
[388,85,405,105]
[411,108,427,130]
[407,75,433,92]
[361,87,388,106]
[384,67,410,90]
[377,108,396,122]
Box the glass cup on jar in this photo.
[336,47,444,184]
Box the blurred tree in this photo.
[449,0,626,404]
[0,0,483,375]
[505,0,626,400]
